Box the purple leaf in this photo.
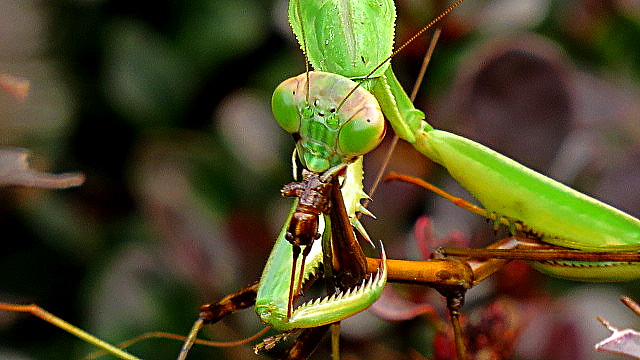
[414,215,468,259]
[595,317,640,359]
[369,286,440,322]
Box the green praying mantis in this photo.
[262,0,640,332]
[2,0,640,359]
[253,0,640,354]
[197,0,640,357]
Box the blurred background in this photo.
[0,0,639,359]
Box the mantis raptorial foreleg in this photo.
[254,188,387,332]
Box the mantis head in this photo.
[272,71,386,173]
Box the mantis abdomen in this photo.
[414,129,640,280]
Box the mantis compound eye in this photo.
[272,78,303,135]
[337,104,386,157]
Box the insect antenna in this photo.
[339,2,461,205]
[364,28,442,206]
[163,321,270,360]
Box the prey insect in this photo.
[280,169,335,320]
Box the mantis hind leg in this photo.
[386,172,519,231]
[389,172,640,282]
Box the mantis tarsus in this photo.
[3,0,635,358]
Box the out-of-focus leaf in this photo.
[0,74,29,101]
[0,148,84,188]
[216,90,284,174]
[176,0,267,66]
[103,19,196,126]
[595,318,640,359]
[476,0,550,31]
[414,215,467,259]
[369,286,440,322]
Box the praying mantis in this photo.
[195,0,640,357]
[264,0,640,327]
[2,0,640,359]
